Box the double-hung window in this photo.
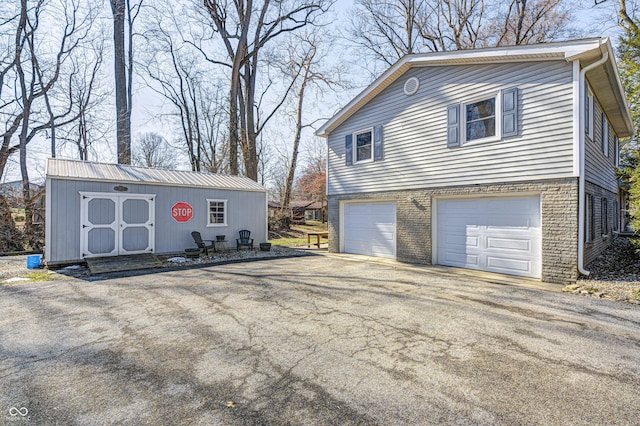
[601,112,609,157]
[446,88,517,148]
[207,199,227,226]
[585,84,593,139]
[354,129,372,162]
[464,96,497,142]
[601,198,609,237]
[585,194,594,243]
[345,126,384,165]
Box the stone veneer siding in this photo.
[583,181,618,266]
[328,178,579,284]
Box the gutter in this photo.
[577,50,609,276]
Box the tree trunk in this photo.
[111,0,130,164]
[282,69,309,213]
[242,59,258,181]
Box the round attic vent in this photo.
[404,77,420,95]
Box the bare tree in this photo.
[132,132,175,168]
[110,0,142,164]
[0,0,99,249]
[57,38,109,161]
[278,30,348,219]
[350,0,572,68]
[490,0,569,46]
[202,0,331,181]
[350,0,425,67]
[142,7,228,173]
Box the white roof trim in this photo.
[316,38,632,138]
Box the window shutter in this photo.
[373,125,384,161]
[345,134,353,166]
[502,88,518,137]
[447,105,460,147]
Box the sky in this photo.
[1,0,625,185]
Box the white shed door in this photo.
[81,193,155,258]
[343,202,396,258]
[437,196,541,278]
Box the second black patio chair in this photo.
[236,229,254,251]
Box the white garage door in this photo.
[343,202,396,258]
[437,196,541,278]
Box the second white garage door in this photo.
[343,202,396,258]
[436,196,541,278]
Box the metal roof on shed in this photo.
[46,158,267,192]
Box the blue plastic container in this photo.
[26,255,41,269]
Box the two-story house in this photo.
[316,38,633,284]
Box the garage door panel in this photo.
[486,256,532,274]
[437,196,541,278]
[486,220,534,230]
[486,237,531,252]
[440,250,480,267]
[344,202,396,259]
[444,234,479,247]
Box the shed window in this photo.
[465,97,496,142]
[355,129,372,162]
[207,199,227,226]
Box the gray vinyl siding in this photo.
[47,178,267,263]
[585,99,619,193]
[327,61,575,195]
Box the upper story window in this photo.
[585,83,593,139]
[344,126,384,166]
[464,96,497,142]
[207,199,227,226]
[447,88,517,148]
[355,129,372,162]
[601,112,609,157]
[614,136,619,167]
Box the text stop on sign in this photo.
[171,202,193,223]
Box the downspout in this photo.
[577,50,608,276]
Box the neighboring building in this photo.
[45,158,268,265]
[316,38,634,283]
[268,200,325,223]
[0,180,43,205]
[303,201,326,222]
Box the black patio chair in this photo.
[236,229,254,251]
[191,231,216,255]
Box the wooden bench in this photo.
[307,232,328,248]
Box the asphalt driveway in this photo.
[1,254,639,425]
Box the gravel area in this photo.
[0,255,37,280]
[569,236,640,305]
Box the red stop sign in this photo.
[171,202,193,223]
